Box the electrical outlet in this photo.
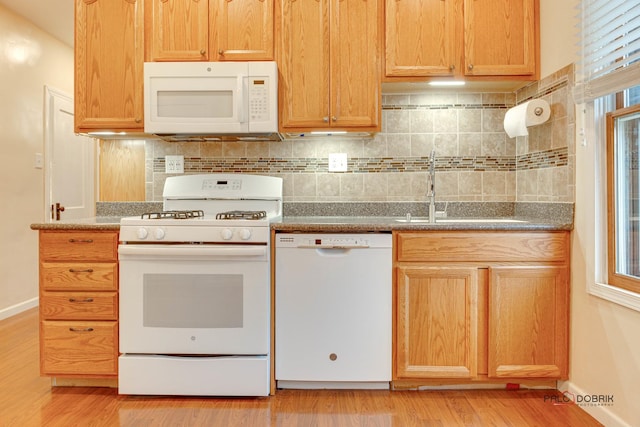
[328,153,348,172]
[165,155,184,174]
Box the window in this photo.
[606,96,640,294]
[577,0,640,308]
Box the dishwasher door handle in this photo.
[313,247,358,257]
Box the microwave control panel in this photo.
[249,78,270,122]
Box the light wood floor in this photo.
[1,308,603,427]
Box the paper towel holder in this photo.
[503,99,551,138]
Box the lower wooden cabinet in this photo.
[40,321,118,376]
[38,230,119,379]
[396,266,479,379]
[393,231,569,385]
[488,265,568,378]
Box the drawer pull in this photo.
[68,268,94,273]
[68,298,94,303]
[68,239,94,243]
[69,327,94,333]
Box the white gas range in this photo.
[118,174,282,397]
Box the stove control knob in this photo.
[221,228,233,240]
[154,228,165,240]
[136,228,148,240]
[239,229,252,240]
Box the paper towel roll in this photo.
[503,99,550,138]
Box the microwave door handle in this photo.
[237,76,246,124]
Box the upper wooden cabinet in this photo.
[384,0,538,79]
[145,0,275,61]
[146,0,210,61]
[385,0,461,77]
[277,0,382,132]
[211,0,274,61]
[75,0,144,133]
[464,0,537,77]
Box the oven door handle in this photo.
[118,244,268,260]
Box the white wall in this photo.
[540,1,640,426]
[0,5,73,318]
[539,0,579,77]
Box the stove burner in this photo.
[215,210,267,220]
[141,210,205,220]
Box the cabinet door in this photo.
[277,0,330,130]
[463,0,537,76]
[75,0,144,132]
[146,0,210,61]
[330,0,381,129]
[385,0,461,77]
[212,0,274,61]
[488,265,568,379]
[396,266,478,379]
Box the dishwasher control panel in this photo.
[276,233,391,249]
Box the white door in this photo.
[44,86,95,222]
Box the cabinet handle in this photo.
[68,268,94,273]
[135,118,142,123]
[449,65,455,71]
[68,298,94,303]
[200,49,206,56]
[468,64,474,71]
[331,116,337,122]
[323,116,329,123]
[218,49,224,56]
[69,327,94,333]
[68,239,93,243]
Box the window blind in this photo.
[575,0,640,103]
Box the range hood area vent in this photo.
[153,133,283,142]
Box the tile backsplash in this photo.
[142,65,575,204]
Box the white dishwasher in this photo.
[275,233,392,389]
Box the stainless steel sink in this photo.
[437,218,526,223]
[394,217,431,223]
[394,217,527,223]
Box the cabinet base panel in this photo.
[392,379,557,390]
[51,377,118,388]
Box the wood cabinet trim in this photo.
[395,231,569,263]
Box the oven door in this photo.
[118,244,269,355]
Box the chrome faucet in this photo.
[428,150,436,223]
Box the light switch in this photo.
[34,153,43,169]
[165,155,184,174]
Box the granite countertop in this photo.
[30,201,574,232]
[30,217,121,231]
[272,215,572,232]
[30,215,571,232]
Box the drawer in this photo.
[41,262,117,291]
[40,231,118,261]
[41,292,118,320]
[40,320,118,376]
[395,231,570,263]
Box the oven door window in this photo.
[143,274,242,328]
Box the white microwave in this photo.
[144,61,278,135]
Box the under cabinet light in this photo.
[428,81,466,87]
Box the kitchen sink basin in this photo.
[394,217,527,223]
[437,218,527,223]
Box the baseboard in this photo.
[0,297,39,321]
[561,381,632,427]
